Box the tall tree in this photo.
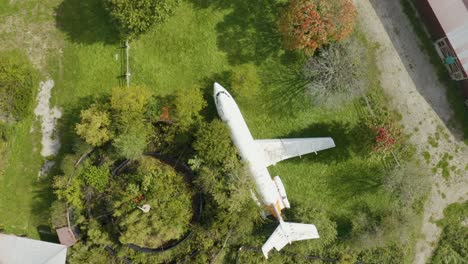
[103,0,180,39]
[114,157,192,248]
[75,104,113,147]
[173,86,206,131]
[113,121,150,160]
[110,86,152,122]
[279,0,356,54]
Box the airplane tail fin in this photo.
[261,221,319,258]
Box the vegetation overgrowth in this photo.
[0,0,432,262]
[430,202,467,263]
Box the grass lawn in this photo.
[1,0,422,261]
[0,118,53,239]
[0,1,60,240]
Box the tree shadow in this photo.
[197,72,231,121]
[51,96,98,176]
[55,0,119,44]
[260,64,310,117]
[326,161,384,202]
[190,0,284,65]
[37,225,59,243]
[30,177,56,240]
[283,121,375,164]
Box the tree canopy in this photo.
[113,157,192,248]
[103,0,181,39]
[173,86,206,131]
[303,35,369,106]
[279,0,356,54]
[75,104,112,147]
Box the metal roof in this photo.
[428,0,468,74]
[0,234,67,264]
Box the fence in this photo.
[119,40,131,87]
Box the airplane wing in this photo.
[256,138,335,166]
[287,222,320,241]
[262,222,320,258]
[261,225,289,258]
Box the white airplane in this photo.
[213,83,336,258]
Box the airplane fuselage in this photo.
[213,83,334,258]
[214,84,280,210]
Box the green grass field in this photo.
[0,49,54,239]
[1,0,423,261]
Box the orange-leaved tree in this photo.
[279,0,356,54]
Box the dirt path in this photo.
[356,0,468,263]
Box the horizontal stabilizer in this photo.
[257,137,335,166]
[262,222,319,258]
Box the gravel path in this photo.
[356,1,468,263]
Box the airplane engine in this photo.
[273,176,290,209]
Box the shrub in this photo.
[0,53,35,120]
[229,63,261,99]
[103,0,180,39]
[431,203,468,264]
[279,0,356,54]
[303,36,369,106]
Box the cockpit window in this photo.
[216,91,230,98]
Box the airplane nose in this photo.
[213,82,226,96]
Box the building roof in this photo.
[56,227,77,247]
[428,0,468,75]
[0,234,67,264]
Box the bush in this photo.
[303,36,369,106]
[103,0,180,39]
[431,203,468,264]
[0,53,35,120]
[279,0,356,54]
[229,63,261,99]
